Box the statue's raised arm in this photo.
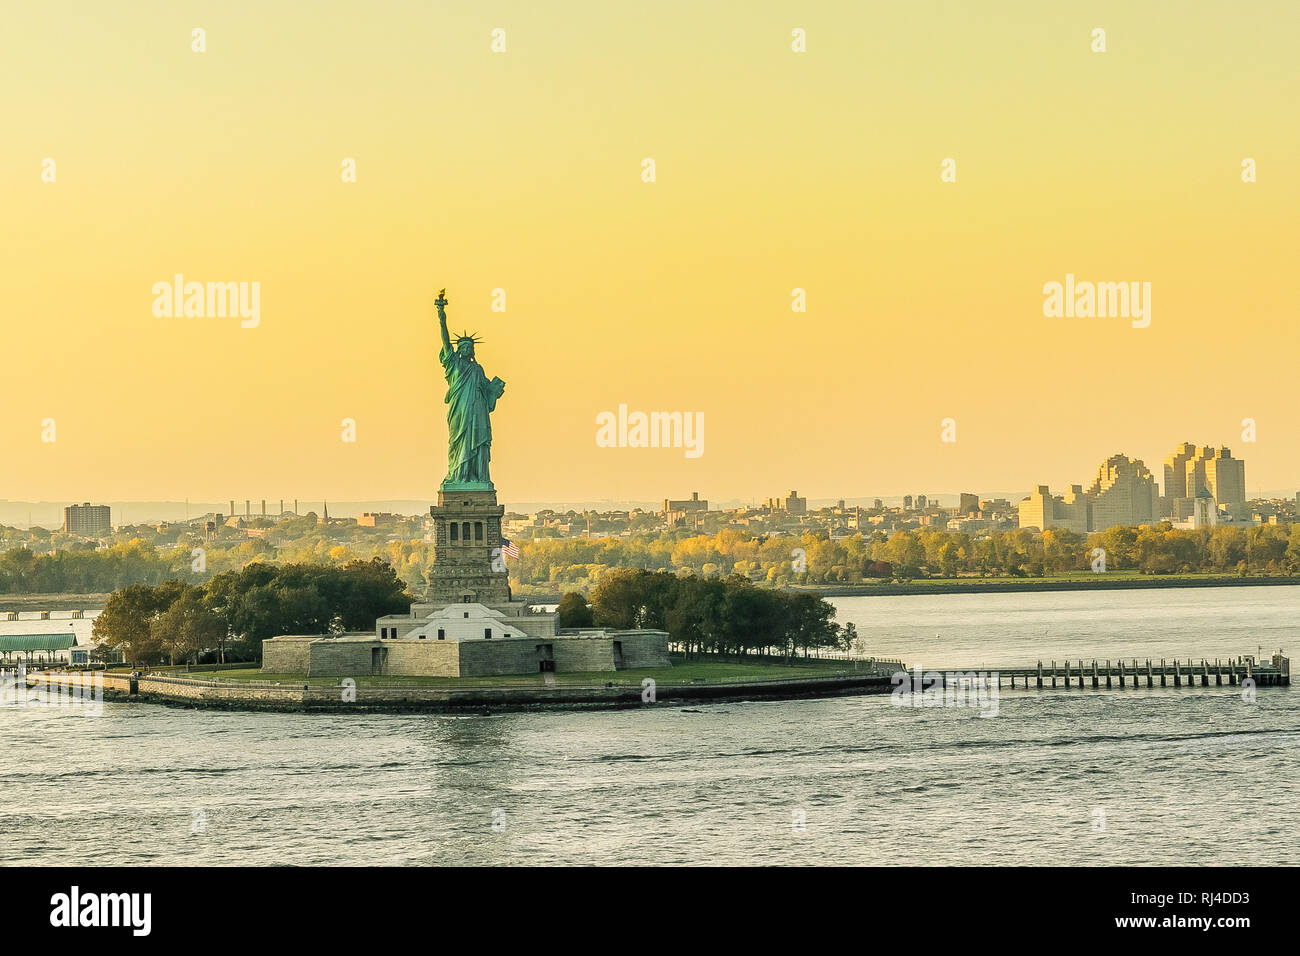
[435,289,452,355]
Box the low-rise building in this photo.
[1017,484,1088,533]
[264,602,669,678]
[664,492,708,526]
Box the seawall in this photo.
[25,670,897,714]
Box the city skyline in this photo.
[4,474,1298,530]
[3,438,1295,531]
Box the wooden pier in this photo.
[920,655,1289,689]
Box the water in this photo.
[2,587,1295,865]
[831,585,1297,668]
[0,610,99,649]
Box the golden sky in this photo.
[3,1,1297,506]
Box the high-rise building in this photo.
[1019,453,1160,532]
[1183,446,1214,499]
[1164,442,1247,520]
[1204,447,1246,517]
[63,502,111,535]
[959,492,980,516]
[1163,441,1198,501]
[1086,454,1161,530]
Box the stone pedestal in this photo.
[427,489,510,605]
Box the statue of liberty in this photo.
[435,290,505,490]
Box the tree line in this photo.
[0,515,433,595]
[513,522,1300,587]
[9,518,1299,600]
[90,558,410,665]
[557,569,856,659]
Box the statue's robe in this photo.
[440,345,504,483]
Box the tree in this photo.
[150,587,227,665]
[838,622,859,655]
[784,591,838,658]
[663,575,724,657]
[556,591,594,628]
[591,568,672,629]
[92,584,170,663]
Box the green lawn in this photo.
[210,657,860,688]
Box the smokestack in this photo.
[280,499,284,516]
[294,499,298,515]
[261,499,266,516]
[230,499,235,517]
[245,499,250,517]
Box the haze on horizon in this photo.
[3,1,1296,505]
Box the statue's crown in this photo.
[456,330,482,346]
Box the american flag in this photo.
[501,539,520,559]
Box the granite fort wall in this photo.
[612,631,672,668]
[552,636,616,672]
[307,641,376,677]
[263,630,667,678]
[458,638,546,676]
[262,637,315,673]
[383,641,461,677]
[514,616,557,638]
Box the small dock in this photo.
[924,654,1289,689]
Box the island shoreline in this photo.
[789,576,1299,598]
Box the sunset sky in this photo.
[3,1,1297,507]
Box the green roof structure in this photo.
[0,634,78,652]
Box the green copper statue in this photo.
[436,290,505,490]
